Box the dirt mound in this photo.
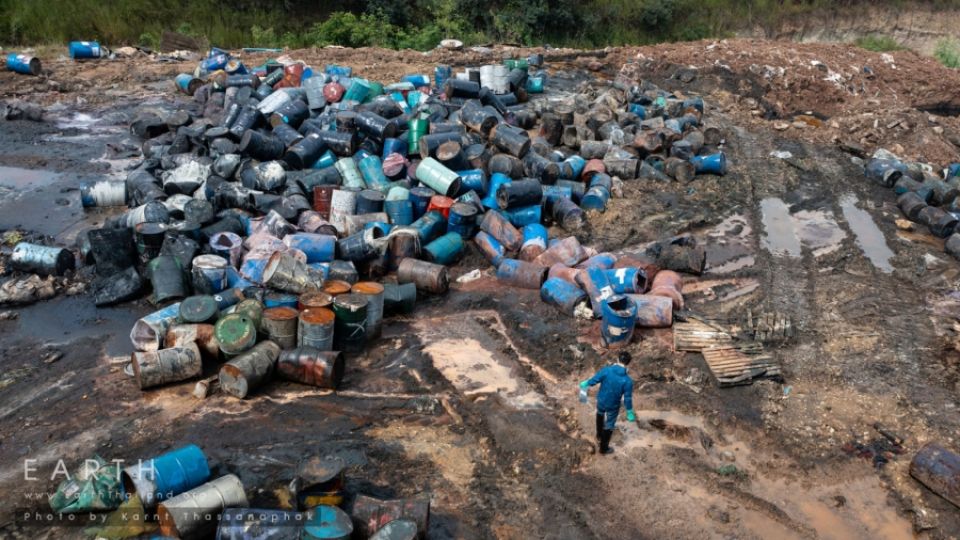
[615,39,960,164]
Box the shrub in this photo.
[854,35,906,52]
[935,38,960,68]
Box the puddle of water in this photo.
[705,214,757,273]
[55,113,100,130]
[0,165,60,190]
[750,475,913,540]
[5,295,150,357]
[839,194,895,273]
[793,209,847,257]
[0,165,122,243]
[760,197,802,258]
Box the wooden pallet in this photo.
[701,347,782,387]
[673,318,734,351]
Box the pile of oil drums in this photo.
[38,47,727,390]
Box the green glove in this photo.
[579,380,589,389]
[626,410,636,422]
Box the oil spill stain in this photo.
[6,295,151,357]
[422,338,544,409]
[839,194,895,273]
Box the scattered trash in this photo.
[0,274,57,305]
[49,456,123,513]
[455,268,483,283]
[842,424,905,468]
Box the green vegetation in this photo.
[0,0,930,51]
[935,38,960,68]
[854,35,906,52]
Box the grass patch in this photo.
[935,38,960,68]
[854,35,906,52]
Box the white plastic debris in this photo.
[574,302,594,320]
[769,150,793,159]
[440,39,463,50]
[456,269,482,283]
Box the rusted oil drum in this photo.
[332,294,368,352]
[534,236,586,267]
[299,308,336,350]
[158,474,248,539]
[649,270,684,310]
[351,495,430,540]
[263,251,324,294]
[351,282,385,339]
[897,192,927,221]
[387,229,420,271]
[624,294,673,328]
[370,519,418,540]
[548,263,585,286]
[540,277,588,316]
[496,259,547,289]
[397,258,449,294]
[479,210,522,251]
[299,291,334,311]
[323,280,352,297]
[131,343,202,390]
[277,347,345,389]
[578,266,614,314]
[263,306,299,349]
[219,341,281,398]
[910,442,960,509]
[313,185,336,219]
[215,313,258,357]
[178,295,220,324]
[164,323,220,360]
[291,455,346,510]
[474,230,506,266]
[234,298,265,328]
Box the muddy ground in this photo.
[0,39,958,539]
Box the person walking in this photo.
[579,351,635,454]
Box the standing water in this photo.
[839,194,895,273]
[759,197,802,257]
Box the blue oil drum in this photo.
[540,277,588,315]
[600,294,637,349]
[69,41,102,59]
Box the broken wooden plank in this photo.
[701,346,782,387]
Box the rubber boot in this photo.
[599,429,614,454]
[595,413,604,444]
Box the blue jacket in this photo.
[586,364,634,412]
